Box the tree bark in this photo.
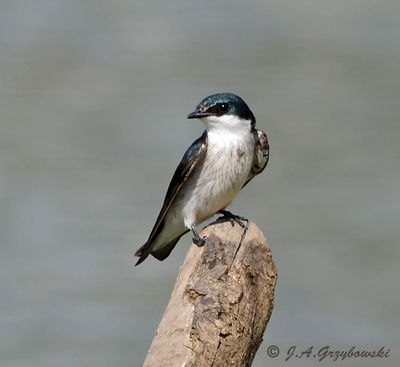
[143,220,277,367]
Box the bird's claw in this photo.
[192,236,207,247]
[217,210,248,229]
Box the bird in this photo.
[135,92,269,265]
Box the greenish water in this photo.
[1,1,399,366]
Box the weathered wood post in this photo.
[143,220,277,367]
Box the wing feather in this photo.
[135,131,208,263]
[243,129,269,188]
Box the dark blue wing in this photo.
[135,130,208,258]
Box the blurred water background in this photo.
[1,1,399,366]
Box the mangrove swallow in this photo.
[135,92,269,265]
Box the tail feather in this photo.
[151,235,182,261]
[134,243,150,266]
[134,230,188,266]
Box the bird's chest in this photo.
[202,140,252,186]
[192,134,254,212]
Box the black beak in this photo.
[187,111,213,119]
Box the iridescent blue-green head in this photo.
[187,93,256,132]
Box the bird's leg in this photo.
[217,209,249,230]
[191,224,206,247]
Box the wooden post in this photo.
[143,220,277,367]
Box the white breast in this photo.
[180,128,254,228]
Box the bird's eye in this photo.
[216,103,229,115]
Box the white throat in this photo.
[201,114,252,137]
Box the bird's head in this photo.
[187,93,255,133]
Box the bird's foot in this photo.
[191,224,206,247]
[217,209,249,230]
[192,236,207,247]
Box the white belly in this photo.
[151,129,254,251]
[180,131,254,228]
